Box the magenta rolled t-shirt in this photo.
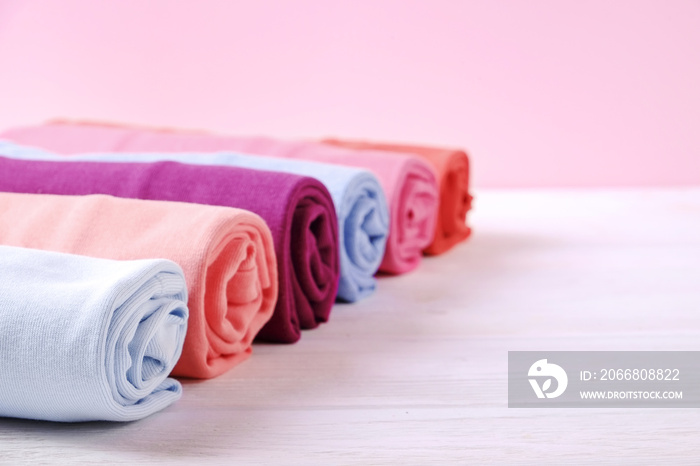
[0,155,339,344]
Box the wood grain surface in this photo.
[1,188,699,465]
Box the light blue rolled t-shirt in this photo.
[0,245,189,422]
[0,140,389,302]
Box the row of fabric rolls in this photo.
[0,121,472,422]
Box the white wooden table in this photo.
[2,188,699,464]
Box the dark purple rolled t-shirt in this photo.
[0,155,339,343]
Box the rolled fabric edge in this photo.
[255,178,340,343]
[289,181,340,327]
[379,157,439,274]
[0,245,189,422]
[102,258,189,421]
[336,170,389,302]
[425,149,472,255]
[173,212,278,378]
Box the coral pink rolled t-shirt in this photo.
[0,192,278,379]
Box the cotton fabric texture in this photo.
[323,139,472,255]
[0,245,188,422]
[0,122,437,274]
[0,153,338,343]
[0,141,386,303]
[0,193,277,379]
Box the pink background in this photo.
[0,0,698,188]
